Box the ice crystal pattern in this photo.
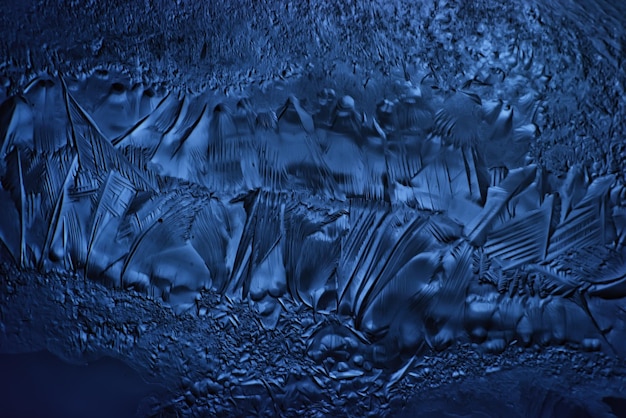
[1,72,626,367]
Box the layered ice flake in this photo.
[1,70,626,369]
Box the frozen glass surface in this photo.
[1,0,625,416]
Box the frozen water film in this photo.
[1,0,626,416]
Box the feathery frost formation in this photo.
[1,70,626,369]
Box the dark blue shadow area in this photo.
[0,351,166,418]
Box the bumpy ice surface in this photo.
[1,0,626,416]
